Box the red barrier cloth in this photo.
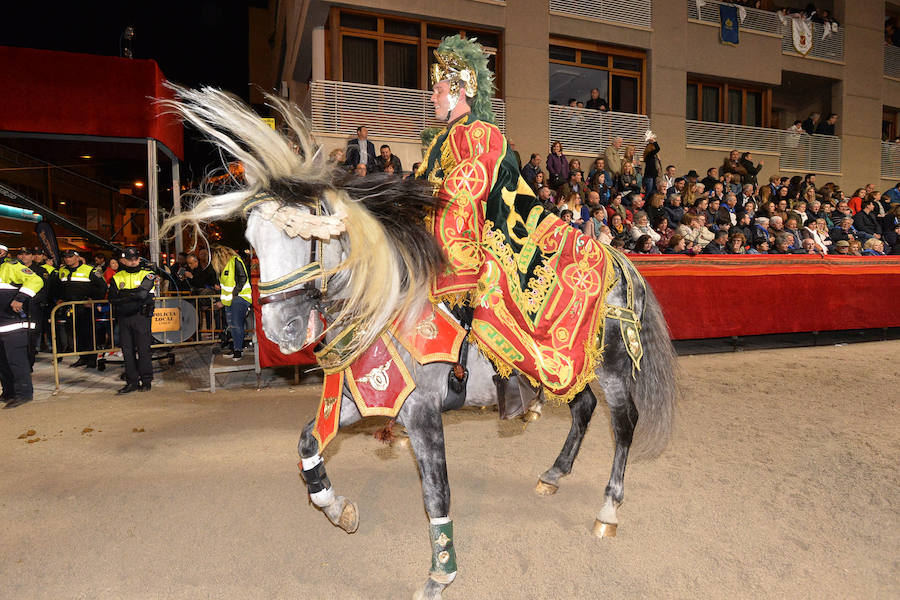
[630,255,900,339]
[250,277,317,368]
[0,46,183,158]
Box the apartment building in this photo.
[250,0,900,190]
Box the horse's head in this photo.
[244,192,346,354]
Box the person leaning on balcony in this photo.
[801,112,820,135]
[344,125,377,173]
[815,113,838,136]
[585,88,609,111]
[603,137,624,177]
[546,141,568,188]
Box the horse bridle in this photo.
[242,192,333,308]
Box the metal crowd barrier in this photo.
[49,294,229,395]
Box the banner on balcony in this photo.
[791,16,813,55]
[719,4,739,46]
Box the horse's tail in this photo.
[630,275,678,459]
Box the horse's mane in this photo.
[159,86,445,357]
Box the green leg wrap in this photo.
[429,518,457,579]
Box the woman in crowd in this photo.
[211,245,252,360]
[623,145,640,176]
[862,238,886,255]
[568,158,581,175]
[631,234,660,255]
[606,193,631,225]
[569,192,590,229]
[759,183,772,206]
[664,193,685,229]
[618,162,641,196]
[726,232,747,254]
[847,239,863,256]
[530,170,547,194]
[546,141,568,188]
[646,193,667,226]
[821,200,837,228]
[787,199,808,227]
[103,257,119,285]
[590,172,612,205]
[653,216,673,252]
[641,134,661,194]
[801,217,829,254]
[608,213,629,246]
[847,188,866,214]
[583,205,609,241]
[743,199,757,221]
[806,199,824,223]
[630,211,661,245]
[677,213,713,249]
[664,234,688,254]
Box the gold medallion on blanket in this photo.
[424,115,612,403]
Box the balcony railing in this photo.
[550,0,651,29]
[885,44,900,79]
[549,106,651,156]
[686,120,842,174]
[688,1,843,62]
[307,80,506,141]
[881,142,900,179]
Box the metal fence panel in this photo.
[882,142,900,180]
[549,106,650,156]
[885,45,900,79]
[308,80,506,141]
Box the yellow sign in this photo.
[262,117,276,130]
[152,308,181,333]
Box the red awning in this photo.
[0,46,183,159]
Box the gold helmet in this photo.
[430,49,478,100]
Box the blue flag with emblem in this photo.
[719,3,739,45]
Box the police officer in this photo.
[15,247,46,365]
[0,244,44,409]
[108,248,155,394]
[31,248,55,352]
[52,249,107,367]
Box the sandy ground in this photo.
[1,341,898,599]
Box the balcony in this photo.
[307,80,506,142]
[886,45,900,80]
[549,0,651,30]
[686,120,841,174]
[882,142,900,179]
[688,1,843,62]
[549,106,650,156]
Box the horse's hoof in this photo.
[337,499,359,533]
[534,479,558,496]
[523,410,541,423]
[592,519,617,538]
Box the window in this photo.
[687,78,770,127]
[328,8,503,95]
[549,38,645,113]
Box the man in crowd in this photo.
[832,239,851,254]
[700,167,720,191]
[0,244,43,409]
[344,125,377,173]
[604,137,623,178]
[667,177,686,200]
[738,184,756,212]
[701,230,728,254]
[662,165,677,190]
[585,88,609,111]
[829,216,858,245]
[816,113,839,136]
[853,200,882,242]
[375,144,403,174]
[558,170,586,204]
[521,153,541,185]
[802,112,820,135]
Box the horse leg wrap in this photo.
[428,517,458,584]
[300,455,334,507]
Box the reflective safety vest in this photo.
[112,268,156,292]
[219,255,252,306]
[57,263,103,301]
[40,263,55,276]
[0,260,44,333]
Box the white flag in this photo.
[792,17,813,55]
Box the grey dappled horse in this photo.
[161,87,677,600]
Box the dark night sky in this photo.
[1,1,261,176]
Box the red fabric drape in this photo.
[0,46,183,158]
[631,255,900,339]
[250,276,317,368]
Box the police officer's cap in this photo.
[16,247,32,255]
[32,247,45,255]
[62,249,80,257]
[121,247,141,260]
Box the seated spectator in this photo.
[678,213,714,249]
[771,233,794,254]
[723,172,741,196]
[701,230,729,254]
[829,216,859,245]
[585,88,609,111]
[853,200,882,241]
[737,184,757,212]
[569,193,590,228]
[706,197,722,226]
[682,182,704,208]
[787,200,808,227]
[862,238,886,256]
[752,216,771,246]
[718,193,739,226]
[537,186,556,213]
[547,141,568,188]
[623,145,641,177]
[784,218,803,249]
[653,216,673,252]
[690,196,709,217]
[618,162,641,196]
[584,205,608,240]
[832,239,850,255]
[768,215,786,238]
[734,212,753,242]
[586,190,602,209]
[606,193,632,225]
[588,157,612,184]
[354,163,368,178]
[663,234,687,254]
[885,182,900,205]
[646,193,667,226]
[726,232,747,254]
[531,170,548,194]
[630,211,661,244]
[848,239,863,256]
[664,194,685,229]
[609,237,626,251]
[632,234,660,255]
[329,148,345,164]
[708,182,725,206]
[888,223,900,254]
[560,209,576,227]
[816,113,838,136]
[739,152,764,186]
[608,213,629,245]
[795,238,818,254]
[667,177,686,200]
[801,218,831,254]
[374,144,402,174]
[743,199,757,221]
[747,238,770,254]
[806,199,824,223]
[521,153,542,185]
[569,158,582,174]
[847,188,865,214]
[629,193,646,214]
[589,172,612,205]
[700,167,719,191]
[558,170,587,205]
[821,201,837,228]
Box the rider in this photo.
[418,36,611,405]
